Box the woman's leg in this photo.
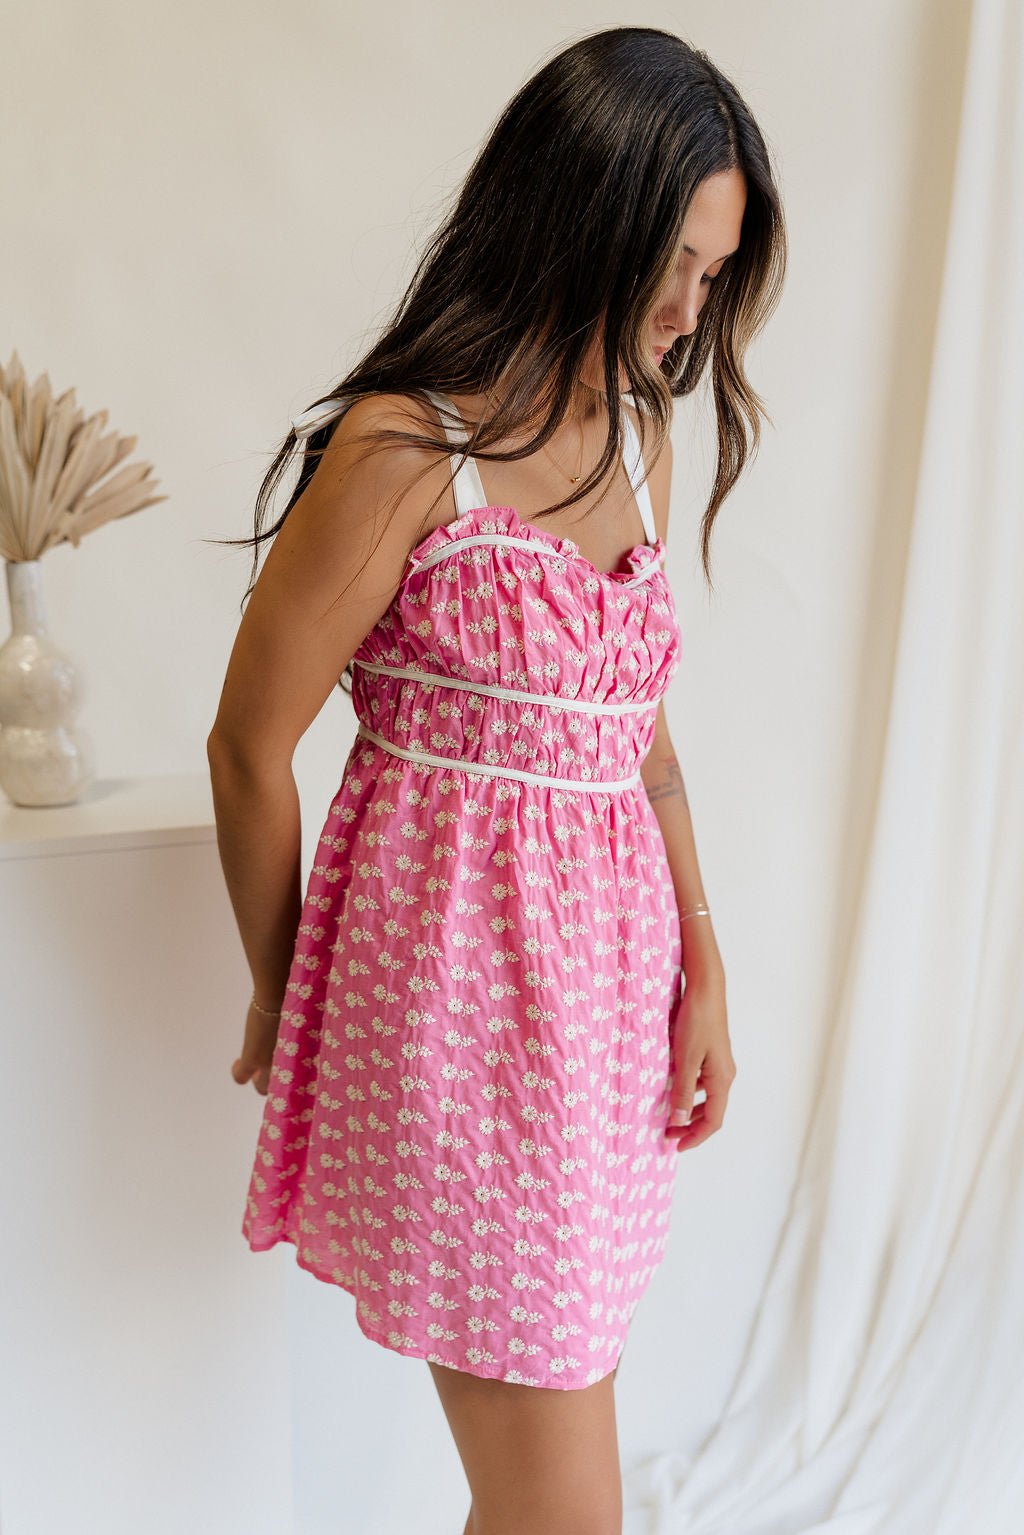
[428,1360,622,1535]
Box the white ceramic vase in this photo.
[0,558,95,807]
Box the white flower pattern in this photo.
[242,499,685,1390]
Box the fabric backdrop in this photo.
[625,0,1024,1528]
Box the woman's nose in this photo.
[660,279,703,337]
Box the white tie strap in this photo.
[291,398,350,440]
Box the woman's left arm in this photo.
[641,707,735,1150]
[639,702,724,987]
[631,412,735,1146]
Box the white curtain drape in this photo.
[626,1,1024,1530]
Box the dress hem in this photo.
[245,1224,625,1393]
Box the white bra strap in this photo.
[619,396,657,546]
[420,389,489,520]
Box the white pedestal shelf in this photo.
[0,772,292,1535]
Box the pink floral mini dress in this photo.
[242,388,685,1390]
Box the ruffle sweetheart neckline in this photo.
[405,502,665,585]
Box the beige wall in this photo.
[1,1,974,1527]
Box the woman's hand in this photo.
[231,1001,281,1096]
[665,974,734,1153]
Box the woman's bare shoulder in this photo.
[323,388,441,448]
[300,389,450,507]
[282,389,453,565]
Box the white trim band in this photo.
[350,657,659,717]
[354,726,643,793]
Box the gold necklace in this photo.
[543,417,586,483]
[486,390,586,484]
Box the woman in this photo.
[208,24,786,1535]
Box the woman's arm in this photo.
[640,704,725,989]
[205,750,303,1013]
[642,702,734,1150]
[207,393,451,1091]
[631,416,734,1148]
[627,409,723,988]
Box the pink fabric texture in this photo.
[242,501,686,1389]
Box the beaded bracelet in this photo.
[250,991,282,1017]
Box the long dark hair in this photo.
[216,25,786,602]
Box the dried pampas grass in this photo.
[0,349,167,563]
